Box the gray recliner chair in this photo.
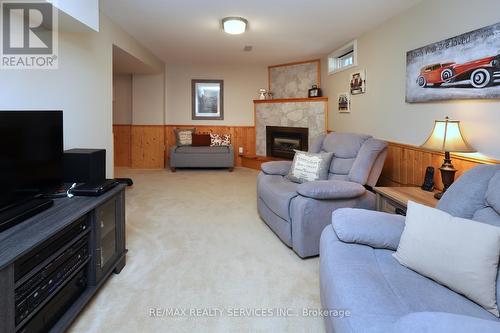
[257,132,388,258]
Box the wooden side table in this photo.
[374,186,439,216]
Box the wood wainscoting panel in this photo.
[379,141,498,189]
[165,125,256,167]
[117,126,498,177]
[113,125,132,167]
[131,125,165,169]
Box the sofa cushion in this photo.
[348,139,388,185]
[393,312,500,333]
[310,133,327,153]
[394,202,500,317]
[174,128,195,146]
[485,171,500,220]
[286,150,334,183]
[297,180,365,200]
[329,157,355,176]
[320,133,371,180]
[321,132,371,158]
[261,161,292,176]
[320,226,500,333]
[210,133,231,146]
[191,134,211,146]
[257,197,292,246]
[258,174,299,222]
[173,146,230,154]
[328,173,349,181]
[332,208,405,250]
[438,165,500,219]
[474,207,500,226]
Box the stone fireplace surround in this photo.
[255,100,327,156]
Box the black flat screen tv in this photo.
[0,111,63,210]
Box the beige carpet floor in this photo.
[69,167,323,333]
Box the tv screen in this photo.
[0,111,63,209]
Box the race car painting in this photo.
[416,53,500,89]
[406,21,500,102]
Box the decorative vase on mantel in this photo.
[258,88,267,100]
[258,89,274,100]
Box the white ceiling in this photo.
[101,0,422,66]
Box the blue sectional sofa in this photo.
[320,165,500,333]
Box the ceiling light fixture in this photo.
[222,17,248,35]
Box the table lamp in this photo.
[420,117,476,199]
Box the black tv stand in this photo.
[0,185,126,333]
[0,198,54,233]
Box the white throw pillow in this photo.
[286,150,333,183]
[174,128,195,146]
[393,201,500,317]
[177,131,193,145]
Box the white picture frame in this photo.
[338,93,351,113]
[350,69,366,95]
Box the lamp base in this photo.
[435,151,457,200]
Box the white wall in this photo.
[165,64,267,126]
[113,74,133,124]
[324,0,500,160]
[113,73,165,126]
[47,0,100,31]
[0,13,165,177]
[132,74,165,125]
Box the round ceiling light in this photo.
[222,17,248,35]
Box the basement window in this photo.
[328,40,358,75]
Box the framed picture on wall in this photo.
[406,22,500,103]
[192,79,224,120]
[350,70,366,95]
[338,93,351,113]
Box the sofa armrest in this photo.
[392,312,500,333]
[332,208,405,250]
[261,161,292,176]
[170,145,179,154]
[297,180,366,200]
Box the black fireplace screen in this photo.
[266,126,309,160]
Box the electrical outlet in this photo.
[238,147,244,154]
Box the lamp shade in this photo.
[421,117,476,153]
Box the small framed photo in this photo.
[192,79,224,120]
[338,93,350,113]
[350,70,366,95]
[308,85,322,98]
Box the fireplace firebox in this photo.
[266,126,308,159]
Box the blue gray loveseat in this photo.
[320,165,500,333]
[169,145,234,171]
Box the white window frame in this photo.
[328,40,358,75]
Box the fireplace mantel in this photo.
[253,97,328,104]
